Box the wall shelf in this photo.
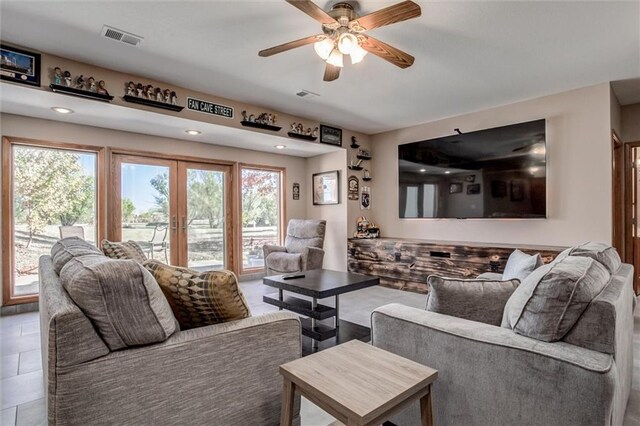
[348,166,364,171]
[123,95,184,111]
[356,155,372,160]
[49,84,114,102]
[241,120,282,132]
[287,132,317,141]
[362,177,372,182]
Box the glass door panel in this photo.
[111,155,178,264]
[10,144,98,298]
[179,163,231,270]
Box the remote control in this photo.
[282,274,305,280]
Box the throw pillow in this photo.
[60,255,176,351]
[502,256,610,342]
[502,249,544,281]
[426,276,520,326]
[102,239,148,263]
[555,242,621,274]
[143,260,251,329]
[51,237,102,274]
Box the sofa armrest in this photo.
[371,304,616,426]
[301,246,324,270]
[50,312,301,425]
[263,244,287,259]
[476,272,504,280]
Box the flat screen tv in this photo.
[398,119,546,219]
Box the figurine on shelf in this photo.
[63,71,72,87]
[290,122,297,132]
[248,114,255,122]
[75,75,85,90]
[268,114,273,125]
[312,127,319,138]
[145,85,154,99]
[163,89,171,103]
[273,114,278,125]
[170,91,178,105]
[297,123,304,134]
[126,81,135,96]
[364,169,371,179]
[136,83,144,97]
[53,67,63,85]
[306,128,312,136]
[155,87,163,102]
[349,156,363,168]
[97,80,109,95]
[242,110,248,121]
[87,77,96,92]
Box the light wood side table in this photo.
[279,340,438,426]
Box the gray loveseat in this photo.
[372,262,635,426]
[39,253,301,425]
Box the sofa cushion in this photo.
[502,249,543,281]
[426,276,520,326]
[265,252,303,273]
[101,239,147,263]
[503,256,610,342]
[144,260,251,330]
[555,242,621,274]
[284,219,326,253]
[51,237,102,274]
[60,255,176,351]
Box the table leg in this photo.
[280,378,296,426]
[335,294,340,328]
[420,384,434,426]
[279,289,283,311]
[311,298,318,351]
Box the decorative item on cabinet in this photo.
[122,81,183,111]
[49,67,114,101]
[353,216,379,239]
[241,110,282,131]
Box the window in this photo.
[239,165,284,272]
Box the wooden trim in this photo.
[108,146,235,167]
[237,163,287,275]
[2,136,105,306]
[624,140,640,295]
[612,130,624,257]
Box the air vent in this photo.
[296,89,320,100]
[101,25,143,46]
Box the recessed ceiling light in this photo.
[275,145,286,150]
[185,130,201,135]
[444,170,451,174]
[51,107,73,114]
[419,168,427,173]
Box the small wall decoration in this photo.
[187,97,233,119]
[240,110,281,131]
[354,216,380,239]
[348,175,359,200]
[360,186,371,210]
[49,67,113,101]
[467,183,481,195]
[348,155,364,170]
[449,183,463,194]
[320,124,342,147]
[491,180,507,198]
[292,182,300,200]
[123,81,182,111]
[350,136,360,149]
[356,149,371,160]
[465,175,476,183]
[313,170,340,205]
[288,123,318,141]
[1,45,41,87]
[511,180,525,201]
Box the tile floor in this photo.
[1,280,639,425]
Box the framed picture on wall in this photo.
[0,45,41,87]
[319,125,342,147]
[313,170,340,205]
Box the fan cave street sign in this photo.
[187,97,234,119]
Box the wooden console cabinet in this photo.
[347,237,565,294]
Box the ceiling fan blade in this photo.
[360,36,415,68]
[350,1,421,32]
[259,34,323,57]
[286,0,337,25]
[323,63,341,82]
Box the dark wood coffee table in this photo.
[263,269,379,355]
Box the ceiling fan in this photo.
[258,0,421,82]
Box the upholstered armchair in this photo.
[263,219,327,275]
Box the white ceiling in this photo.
[0,82,340,157]
[1,1,639,134]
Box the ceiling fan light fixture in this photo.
[326,49,344,67]
[350,44,368,64]
[314,38,334,60]
[337,32,358,55]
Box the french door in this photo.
[110,154,232,270]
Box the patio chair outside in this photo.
[148,224,169,263]
[59,226,85,240]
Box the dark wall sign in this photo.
[320,125,342,147]
[187,97,234,119]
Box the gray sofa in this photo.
[39,254,301,425]
[263,219,326,275]
[372,263,635,426]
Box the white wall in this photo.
[622,103,640,142]
[305,150,348,272]
[370,83,613,247]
